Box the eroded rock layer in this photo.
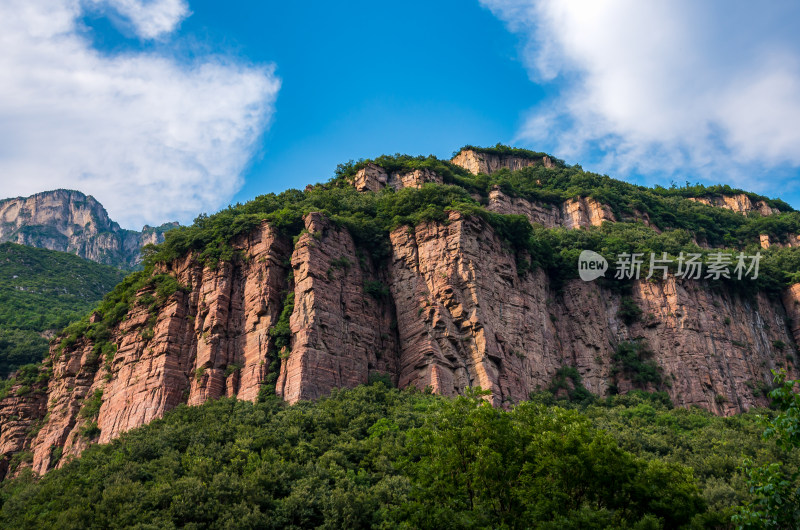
[687,194,781,216]
[451,149,554,175]
[1,211,797,478]
[485,188,617,229]
[277,213,399,402]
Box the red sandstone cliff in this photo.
[1,163,798,479]
[354,163,443,192]
[485,187,616,228]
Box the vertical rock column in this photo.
[277,213,399,403]
[388,212,531,404]
[784,284,800,347]
[234,226,293,401]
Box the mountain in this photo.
[1,145,800,481]
[0,189,178,269]
[0,243,128,378]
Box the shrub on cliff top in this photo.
[457,143,559,163]
[142,150,798,282]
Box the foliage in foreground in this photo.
[1,383,798,529]
[734,372,800,528]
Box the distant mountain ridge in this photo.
[0,189,177,269]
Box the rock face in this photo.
[0,380,47,479]
[277,213,398,402]
[0,221,294,477]
[2,208,797,478]
[784,284,800,346]
[759,233,800,249]
[688,194,780,216]
[451,148,554,175]
[0,190,177,268]
[354,163,443,192]
[386,211,795,413]
[486,187,615,228]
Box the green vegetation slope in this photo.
[0,243,127,378]
[1,384,798,528]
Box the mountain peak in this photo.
[0,190,178,268]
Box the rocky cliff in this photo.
[1,151,798,478]
[685,194,799,249]
[354,158,615,230]
[760,233,800,249]
[354,163,444,192]
[486,188,617,228]
[451,148,554,175]
[0,190,177,268]
[688,194,781,216]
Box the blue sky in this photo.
[178,0,542,205]
[1,0,799,227]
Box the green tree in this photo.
[734,371,800,529]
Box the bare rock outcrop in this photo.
[353,164,389,192]
[277,212,399,403]
[689,194,780,216]
[487,188,561,227]
[0,378,48,479]
[387,212,553,403]
[759,233,800,249]
[560,197,616,228]
[486,187,615,228]
[354,164,443,192]
[784,284,800,346]
[451,148,554,175]
[386,211,794,412]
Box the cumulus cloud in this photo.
[0,0,280,228]
[481,0,800,192]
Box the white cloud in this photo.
[481,0,800,192]
[0,0,280,228]
[86,0,191,39]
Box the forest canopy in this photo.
[2,383,798,528]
